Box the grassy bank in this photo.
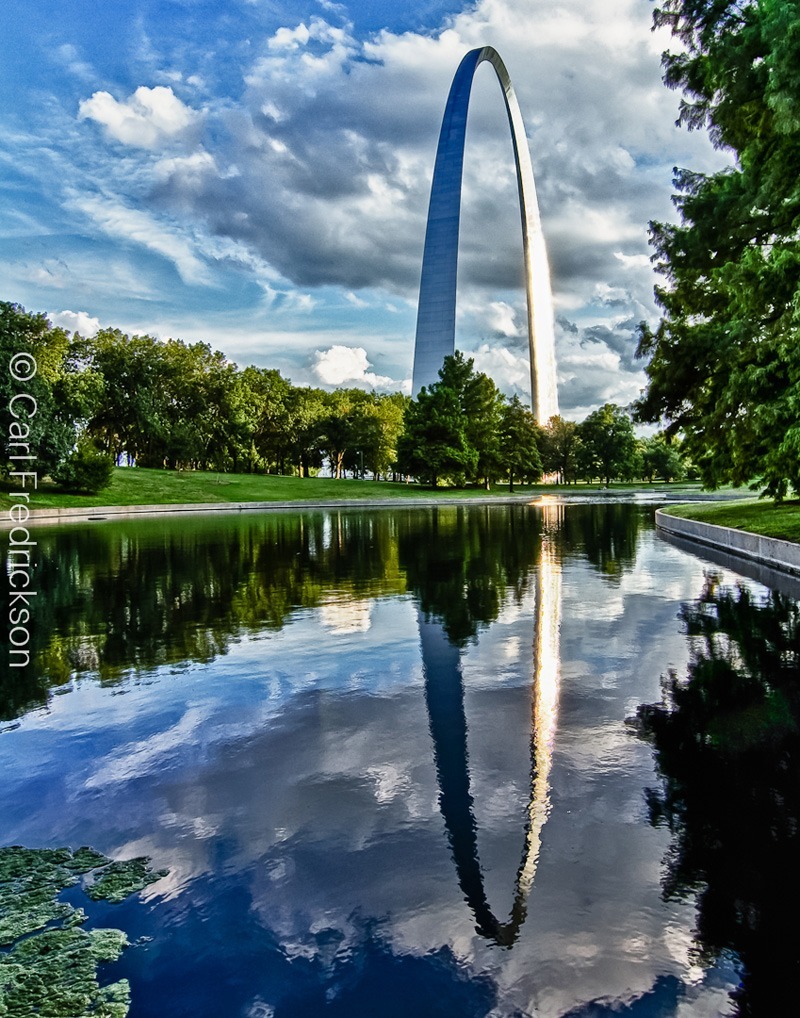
[0,467,707,510]
[663,498,800,544]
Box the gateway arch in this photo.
[411,46,559,424]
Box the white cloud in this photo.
[69,193,212,285]
[79,85,201,149]
[153,150,220,185]
[312,345,393,388]
[48,309,101,336]
[55,43,95,82]
[149,0,721,316]
[472,344,532,400]
[486,301,521,337]
[614,252,652,271]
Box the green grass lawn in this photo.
[663,498,800,544]
[1,467,707,511]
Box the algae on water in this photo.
[85,857,168,905]
[0,845,166,1018]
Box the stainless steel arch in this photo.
[412,46,559,424]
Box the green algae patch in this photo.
[0,846,167,1017]
[0,928,130,1017]
[85,858,169,905]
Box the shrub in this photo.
[52,440,114,493]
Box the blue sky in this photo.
[0,0,725,415]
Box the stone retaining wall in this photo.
[655,508,800,577]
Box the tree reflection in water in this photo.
[1,504,553,722]
[0,511,408,721]
[636,573,800,1015]
[397,504,543,645]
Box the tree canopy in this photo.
[635,0,800,497]
[580,403,639,487]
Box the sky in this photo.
[0,0,727,417]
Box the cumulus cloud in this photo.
[79,85,202,149]
[472,344,532,400]
[153,150,220,186]
[311,345,394,389]
[582,318,641,372]
[555,315,646,415]
[48,309,101,336]
[485,301,521,337]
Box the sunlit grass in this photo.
[0,467,707,510]
[663,499,800,544]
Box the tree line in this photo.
[1,300,687,491]
[1,302,406,486]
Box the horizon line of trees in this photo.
[1,300,689,492]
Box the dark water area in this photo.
[1,500,799,1016]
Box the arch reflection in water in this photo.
[419,504,562,945]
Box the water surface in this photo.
[1,501,798,1016]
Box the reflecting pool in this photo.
[1,500,799,1016]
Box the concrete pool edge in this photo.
[2,493,546,527]
[656,507,800,578]
[1,489,751,529]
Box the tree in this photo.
[52,438,114,493]
[285,386,326,477]
[641,434,686,482]
[396,384,476,487]
[87,329,172,465]
[243,368,294,473]
[464,371,506,489]
[540,415,580,484]
[396,352,510,488]
[579,403,638,486]
[635,0,800,498]
[233,366,277,473]
[343,392,408,480]
[318,388,372,479]
[1,302,97,478]
[184,343,244,471]
[159,339,243,471]
[437,351,506,488]
[369,392,408,479]
[499,396,542,491]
